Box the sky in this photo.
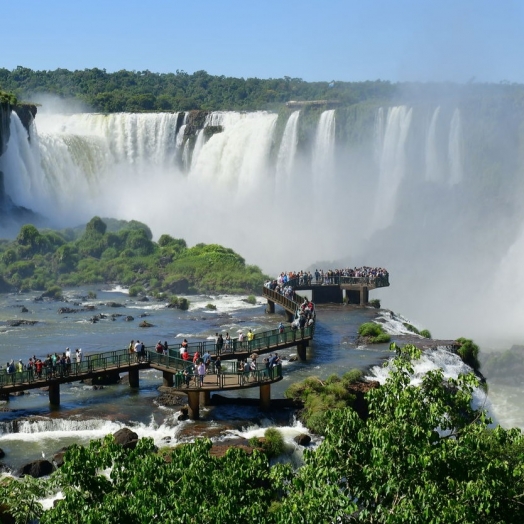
[1,0,523,83]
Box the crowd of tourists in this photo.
[267,267,389,289]
[2,348,83,378]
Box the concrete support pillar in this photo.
[266,300,275,314]
[360,286,369,305]
[49,383,60,406]
[260,383,271,411]
[128,368,139,388]
[163,371,174,387]
[286,310,295,323]
[187,391,200,420]
[200,391,211,406]
[297,341,307,361]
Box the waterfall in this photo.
[372,106,413,231]
[190,111,278,195]
[276,110,300,185]
[448,108,463,186]
[425,107,441,183]
[312,109,336,191]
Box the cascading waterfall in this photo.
[311,109,336,191]
[275,110,300,185]
[425,106,441,183]
[372,106,413,231]
[448,108,463,186]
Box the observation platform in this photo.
[0,289,311,419]
[268,275,389,306]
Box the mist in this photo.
[1,89,524,349]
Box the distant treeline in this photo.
[0,66,399,112]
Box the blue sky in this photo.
[2,0,523,83]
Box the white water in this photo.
[448,108,463,186]
[425,106,441,183]
[312,109,336,192]
[372,106,413,230]
[276,110,300,187]
[2,102,524,361]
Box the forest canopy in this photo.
[0,66,397,112]
[0,217,268,296]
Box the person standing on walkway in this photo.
[247,329,254,349]
[197,361,206,387]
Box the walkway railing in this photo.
[285,275,389,288]
[0,348,138,388]
[0,322,313,390]
[168,324,313,360]
[170,362,283,389]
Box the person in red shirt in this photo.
[182,349,190,361]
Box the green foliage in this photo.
[0,89,18,105]
[168,296,190,310]
[403,322,420,334]
[420,328,432,338]
[262,428,285,458]
[2,344,524,522]
[128,285,144,297]
[369,298,381,308]
[456,337,481,371]
[358,322,391,344]
[281,343,524,523]
[246,294,257,305]
[285,372,359,435]
[205,303,217,310]
[0,67,396,112]
[41,285,63,300]
[0,219,268,295]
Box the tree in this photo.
[281,344,524,523]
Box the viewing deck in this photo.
[0,289,311,418]
[277,275,389,305]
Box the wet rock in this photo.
[18,459,54,478]
[156,387,186,407]
[210,441,254,459]
[288,355,298,362]
[139,320,153,328]
[106,302,124,308]
[6,319,38,326]
[124,316,134,321]
[52,447,70,468]
[138,296,149,302]
[83,372,120,386]
[0,448,4,459]
[113,427,139,450]
[57,307,81,314]
[294,433,311,446]
[20,306,29,313]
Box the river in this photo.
[0,285,508,473]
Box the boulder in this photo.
[83,372,120,386]
[6,319,38,326]
[124,315,134,321]
[113,427,139,450]
[18,459,54,478]
[294,433,311,446]
[139,320,153,328]
[52,447,70,468]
